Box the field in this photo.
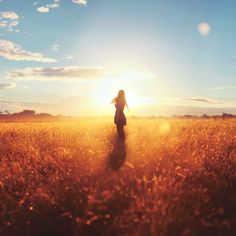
[0,118,236,236]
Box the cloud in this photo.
[0,12,18,20]
[37,7,50,13]
[198,22,211,36]
[47,3,60,9]
[212,86,236,90]
[72,0,87,5]
[0,39,56,62]
[64,55,74,60]
[7,66,109,81]
[0,82,16,89]
[51,44,60,51]
[7,67,154,81]
[37,0,60,13]
[0,11,19,31]
[184,98,217,104]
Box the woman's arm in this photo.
[126,102,129,111]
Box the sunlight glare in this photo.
[92,72,149,115]
[159,122,171,134]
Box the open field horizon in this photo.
[0,108,236,122]
[0,118,236,236]
[1,1,236,235]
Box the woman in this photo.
[112,90,129,139]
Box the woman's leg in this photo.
[117,125,125,139]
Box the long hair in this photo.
[112,90,127,106]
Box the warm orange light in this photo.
[159,122,171,134]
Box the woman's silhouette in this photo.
[112,90,129,139]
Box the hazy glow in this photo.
[198,22,211,36]
[91,72,153,115]
[159,122,171,134]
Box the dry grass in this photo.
[0,118,236,236]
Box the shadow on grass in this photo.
[108,135,126,170]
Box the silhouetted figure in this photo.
[112,90,129,139]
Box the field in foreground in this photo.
[0,118,236,236]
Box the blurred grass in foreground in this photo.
[0,118,236,236]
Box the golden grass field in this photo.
[0,118,236,236]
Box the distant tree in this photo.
[183,115,192,119]
[21,110,36,116]
[37,113,52,118]
[222,112,234,118]
[202,114,209,119]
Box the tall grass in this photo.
[0,118,236,236]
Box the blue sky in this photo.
[0,0,236,115]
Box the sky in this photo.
[0,0,236,116]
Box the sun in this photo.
[90,71,153,115]
[125,92,142,108]
[91,83,141,116]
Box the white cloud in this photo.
[36,0,86,13]
[72,0,87,5]
[0,82,16,89]
[198,22,211,36]
[51,44,60,51]
[7,67,152,81]
[0,39,56,62]
[47,3,60,8]
[0,12,18,20]
[0,11,19,31]
[64,55,74,60]
[37,0,60,13]
[7,66,108,81]
[37,7,50,13]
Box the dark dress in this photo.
[114,100,127,127]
